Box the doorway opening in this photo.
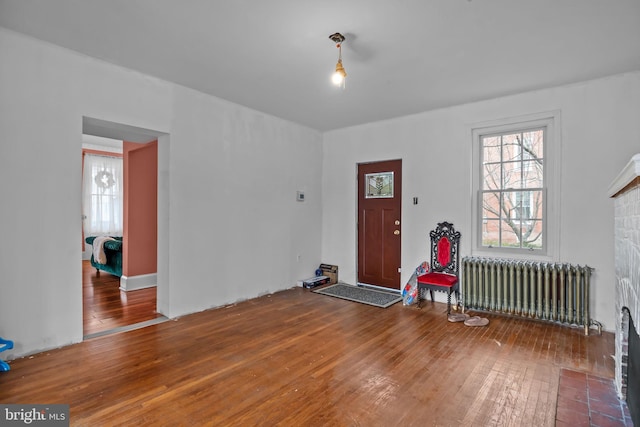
[82,117,169,339]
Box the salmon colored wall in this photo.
[122,140,158,277]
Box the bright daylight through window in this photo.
[82,153,123,236]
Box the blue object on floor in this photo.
[0,337,14,372]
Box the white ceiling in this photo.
[1,0,639,131]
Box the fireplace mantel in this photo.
[608,153,640,198]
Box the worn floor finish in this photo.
[1,286,616,426]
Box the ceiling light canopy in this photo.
[329,33,347,88]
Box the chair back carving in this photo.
[430,221,461,275]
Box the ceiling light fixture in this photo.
[329,33,347,88]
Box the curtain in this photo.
[82,153,123,237]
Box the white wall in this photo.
[322,71,640,332]
[1,26,637,359]
[0,28,322,357]
[167,86,323,316]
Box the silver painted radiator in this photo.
[461,257,602,335]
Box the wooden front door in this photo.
[357,159,402,290]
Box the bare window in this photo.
[480,128,545,251]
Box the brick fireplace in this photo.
[608,153,640,425]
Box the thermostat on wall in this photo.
[296,191,305,202]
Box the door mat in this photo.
[313,283,402,308]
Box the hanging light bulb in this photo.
[329,33,347,88]
[332,58,347,87]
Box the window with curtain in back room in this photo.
[471,112,560,258]
[82,153,123,237]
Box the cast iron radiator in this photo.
[461,257,602,335]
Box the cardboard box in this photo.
[302,276,330,289]
[319,264,338,285]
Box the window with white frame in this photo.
[82,153,123,236]
[472,112,560,257]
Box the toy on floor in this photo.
[0,337,14,372]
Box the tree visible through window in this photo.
[480,128,544,250]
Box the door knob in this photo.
[395,220,400,225]
[394,230,400,235]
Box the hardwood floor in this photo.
[83,260,162,337]
[2,284,616,426]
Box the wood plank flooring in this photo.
[83,260,162,337]
[2,284,616,426]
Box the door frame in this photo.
[356,158,402,290]
[81,117,169,334]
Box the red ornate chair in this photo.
[417,221,461,314]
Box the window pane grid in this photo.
[480,127,545,251]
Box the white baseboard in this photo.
[120,273,157,291]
